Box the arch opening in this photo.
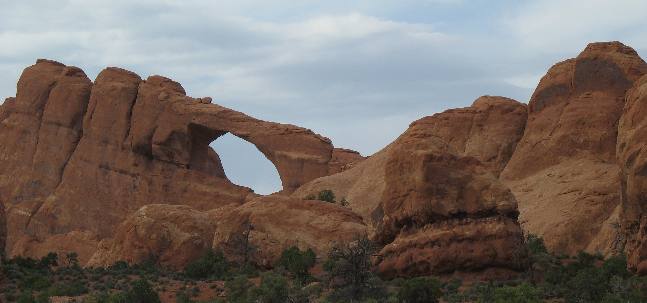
[210,133,283,195]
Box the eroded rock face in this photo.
[0,60,334,262]
[294,96,526,225]
[87,204,230,269]
[617,75,647,273]
[0,202,5,259]
[408,96,527,176]
[212,195,368,268]
[294,96,527,277]
[375,110,524,277]
[501,42,647,256]
[328,148,365,174]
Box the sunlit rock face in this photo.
[294,96,528,277]
[0,59,334,263]
[6,41,647,279]
[501,41,647,257]
[618,74,647,274]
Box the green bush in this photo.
[324,235,384,302]
[397,277,442,303]
[38,253,58,269]
[249,271,290,303]
[16,292,36,303]
[226,275,253,303]
[566,267,607,302]
[601,254,630,279]
[47,280,89,296]
[276,246,316,285]
[493,283,542,303]
[126,279,161,303]
[19,274,51,291]
[526,234,547,255]
[185,250,230,280]
[306,190,336,203]
[317,190,336,203]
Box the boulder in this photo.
[212,195,368,268]
[87,204,231,269]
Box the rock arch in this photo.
[136,75,335,193]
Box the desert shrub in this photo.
[304,190,336,203]
[108,261,131,275]
[324,235,384,302]
[249,271,290,303]
[85,291,131,303]
[601,254,630,279]
[65,252,80,269]
[38,253,58,269]
[276,246,316,285]
[16,292,36,303]
[19,274,52,291]
[125,279,161,303]
[526,234,548,255]
[465,282,496,303]
[226,274,253,303]
[47,280,89,296]
[185,250,230,280]
[317,190,336,203]
[565,266,607,302]
[397,277,442,303]
[493,283,542,303]
[339,198,349,207]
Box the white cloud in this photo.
[505,0,647,52]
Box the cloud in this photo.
[504,0,647,53]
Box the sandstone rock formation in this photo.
[501,42,647,256]
[327,148,365,174]
[617,74,647,273]
[212,195,368,268]
[294,96,528,277]
[87,204,230,269]
[0,201,5,259]
[0,60,335,263]
[6,41,647,279]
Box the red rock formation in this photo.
[407,96,527,176]
[376,108,525,277]
[328,148,365,174]
[87,204,231,269]
[212,195,368,268]
[0,60,335,262]
[0,201,5,259]
[501,42,647,256]
[617,74,647,273]
[294,96,527,277]
[294,96,526,225]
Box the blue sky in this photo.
[2,0,646,194]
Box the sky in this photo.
[1,0,647,194]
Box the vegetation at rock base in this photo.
[276,246,316,285]
[3,234,647,302]
[184,250,230,280]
